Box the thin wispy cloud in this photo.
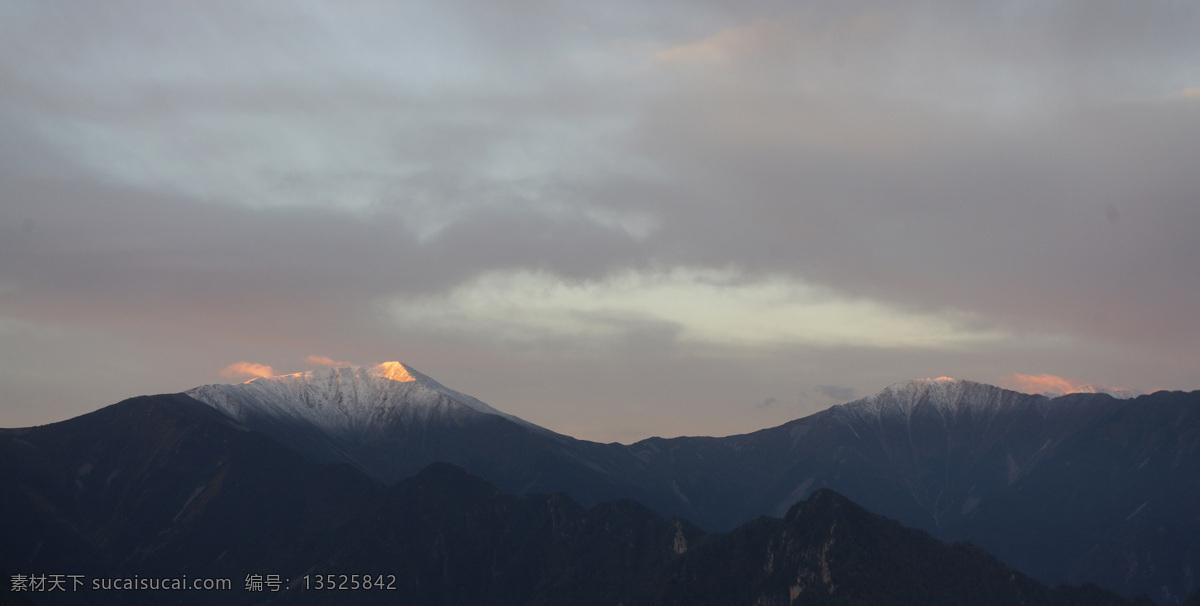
[306,355,352,368]
[219,362,276,381]
[999,373,1136,399]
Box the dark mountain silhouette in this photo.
[0,394,378,594]
[0,396,1149,605]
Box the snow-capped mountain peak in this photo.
[186,361,544,437]
[832,378,1042,426]
[183,361,557,484]
[373,361,417,383]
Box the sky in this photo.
[1,0,1198,443]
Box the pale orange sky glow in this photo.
[998,373,1133,398]
[306,355,352,367]
[219,362,276,381]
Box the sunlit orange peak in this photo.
[924,376,957,382]
[373,361,416,383]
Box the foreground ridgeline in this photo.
[3,366,1199,604]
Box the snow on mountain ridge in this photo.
[831,378,1047,428]
[186,362,544,437]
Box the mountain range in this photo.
[3,362,1198,604]
[0,395,1150,606]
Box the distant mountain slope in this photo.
[945,389,1200,605]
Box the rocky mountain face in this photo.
[322,464,1148,606]
[0,398,1150,605]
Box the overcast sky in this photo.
[2,0,1198,442]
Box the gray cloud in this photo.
[634,95,1200,349]
[1,0,1198,440]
